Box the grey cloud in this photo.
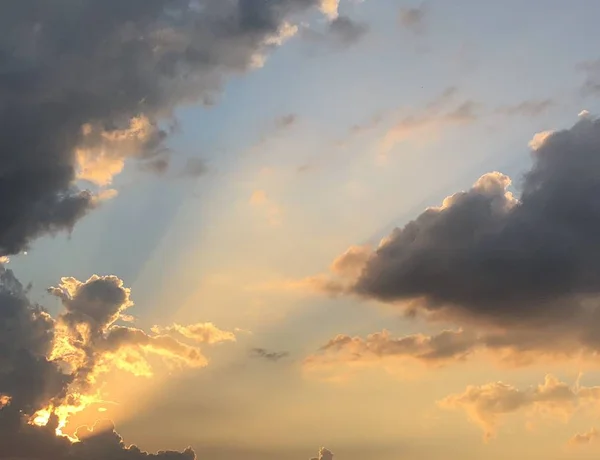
[353,117,600,331]
[328,16,369,46]
[0,0,328,256]
[251,347,290,362]
[301,16,368,48]
[0,264,70,417]
[0,417,195,460]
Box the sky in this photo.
[5,1,600,459]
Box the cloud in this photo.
[305,329,479,372]
[300,14,369,48]
[528,130,555,149]
[0,0,336,256]
[569,427,600,446]
[74,116,167,186]
[152,322,236,345]
[330,245,372,279]
[380,89,479,156]
[311,447,335,460]
[319,0,340,19]
[496,99,555,117]
[327,16,369,46]
[439,375,600,441]
[0,417,196,460]
[303,115,600,374]
[399,4,427,34]
[0,265,233,458]
[306,323,600,376]
[251,348,290,362]
[347,117,600,330]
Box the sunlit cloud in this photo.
[152,322,236,344]
[439,375,600,441]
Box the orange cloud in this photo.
[439,375,600,441]
[152,322,236,344]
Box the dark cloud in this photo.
[327,16,369,46]
[0,0,331,256]
[301,16,368,48]
[353,116,600,329]
[0,265,70,416]
[0,417,195,459]
[250,347,290,362]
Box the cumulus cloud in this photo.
[0,417,195,460]
[304,115,600,374]
[356,117,600,329]
[0,0,343,256]
[439,375,600,441]
[0,265,232,458]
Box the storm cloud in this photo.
[0,0,335,256]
